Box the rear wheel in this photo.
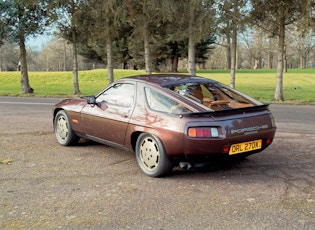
[135,133,173,177]
[54,110,79,146]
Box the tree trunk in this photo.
[72,34,80,95]
[300,55,307,69]
[122,62,128,69]
[201,62,206,70]
[173,55,179,72]
[258,56,262,69]
[71,0,80,95]
[253,58,259,69]
[225,22,231,69]
[143,23,152,75]
[188,6,196,76]
[169,55,179,72]
[230,34,237,88]
[188,36,196,76]
[268,50,273,69]
[107,38,114,84]
[257,28,263,69]
[171,41,179,72]
[63,42,67,71]
[230,0,238,89]
[284,47,288,73]
[19,34,33,94]
[274,20,285,102]
[141,1,151,75]
[299,56,303,68]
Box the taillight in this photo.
[270,114,276,128]
[188,127,219,138]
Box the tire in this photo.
[135,133,173,177]
[54,110,79,146]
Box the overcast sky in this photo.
[26,34,51,51]
[26,27,54,51]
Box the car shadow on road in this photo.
[172,157,249,176]
[76,139,103,146]
[73,139,253,177]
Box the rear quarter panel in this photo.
[126,98,188,156]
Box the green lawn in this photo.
[198,69,315,104]
[0,69,314,104]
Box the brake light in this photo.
[188,127,219,138]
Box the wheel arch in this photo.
[130,131,143,152]
[130,130,165,153]
[53,108,64,122]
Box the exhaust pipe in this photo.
[179,161,210,170]
[179,162,193,170]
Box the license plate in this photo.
[229,140,262,155]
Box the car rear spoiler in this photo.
[180,104,271,117]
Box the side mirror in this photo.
[86,96,96,105]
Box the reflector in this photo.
[223,146,230,153]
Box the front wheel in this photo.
[54,110,79,146]
[135,133,173,177]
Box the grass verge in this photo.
[0,69,314,104]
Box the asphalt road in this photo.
[0,97,314,230]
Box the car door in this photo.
[81,82,135,146]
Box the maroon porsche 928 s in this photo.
[53,74,276,177]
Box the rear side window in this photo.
[145,87,193,114]
[96,83,135,107]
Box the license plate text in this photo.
[229,140,262,155]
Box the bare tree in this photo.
[216,0,247,88]
[217,1,233,69]
[0,40,20,71]
[0,0,53,94]
[290,28,315,68]
[33,37,73,71]
[251,0,311,102]
[56,0,87,94]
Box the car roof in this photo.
[121,74,218,88]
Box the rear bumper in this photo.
[183,128,276,160]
